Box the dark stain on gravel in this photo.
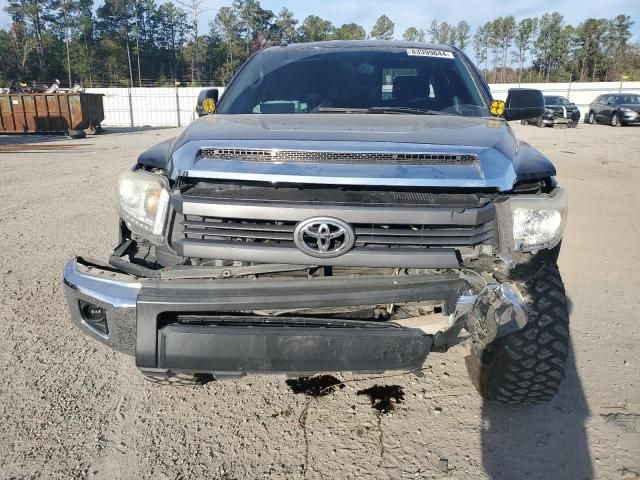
[357,385,405,413]
[286,375,344,397]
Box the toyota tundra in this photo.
[63,41,569,404]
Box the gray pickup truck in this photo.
[63,41,569,404]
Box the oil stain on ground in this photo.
[285,375,346,473]
[357,385,405,413]
[285,375,345,397]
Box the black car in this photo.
[587,93,640,126]
[522,95,580,127]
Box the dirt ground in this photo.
[0,122,639,480]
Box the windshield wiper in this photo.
[316,107,369,113]
[366,106,451,115]
[316,106,452,115]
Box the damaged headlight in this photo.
[117,170,170,243]
[508,188,568,251]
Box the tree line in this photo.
[0,0,637,88]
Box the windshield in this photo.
[544,96,570,106]
[615,95,640,104]
[217,46,489,117]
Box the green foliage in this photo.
[0,3,637,87]
[334,23,366,40]
[274,7,298,43]
[370,15,394,41]
[403,27,425,42]
[298,15,334,42]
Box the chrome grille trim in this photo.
[198,148,479,166]
[180,216,498,249]
[170,195,498,267]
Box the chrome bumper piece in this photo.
[62,257,530,373]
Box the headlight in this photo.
[117,170,170,242]
[508,188,568,251]
[619,107,631,112]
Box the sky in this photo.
[1,0,639,42]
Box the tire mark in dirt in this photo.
[600,412,640,433]
[86,366,147,479]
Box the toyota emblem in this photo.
[293,217,355,258]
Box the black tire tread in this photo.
[469,266,569,404]
[142,372,215,386]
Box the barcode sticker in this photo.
[407,48,454,59]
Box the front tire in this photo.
[611,113,621,127]
[587,111,596,124]
[68,129,86,139]
[465,266,570,404]
[536,116,545,128]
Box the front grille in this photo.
[198,148,478,166]
[181,183,490,207]
[181,215,497,249]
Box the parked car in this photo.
[521,95,580,127]
[63,41,571,405]
[587,93,640,126]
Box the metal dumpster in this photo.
[0,92,104,135]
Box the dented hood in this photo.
[168,114,555,191]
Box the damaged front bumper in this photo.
[63,257,529,377]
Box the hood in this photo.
[617,103,640,110]
[169,114,555,191]
[547,103,578,110]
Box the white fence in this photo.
[88,81,640,128]
[489,81,640,114]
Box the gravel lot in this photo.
[0,122,639,480]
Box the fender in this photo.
[512,140,556,183]
[137,137,175,169]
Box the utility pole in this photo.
[62,0,72,87]
[619,74,628,93]
[125,26,135,127]
[175,0,211,85]
[134,0,142,87]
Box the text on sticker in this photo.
[407,48,454,59]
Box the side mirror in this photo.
[196,88,219,116]
[503,88,544,121]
